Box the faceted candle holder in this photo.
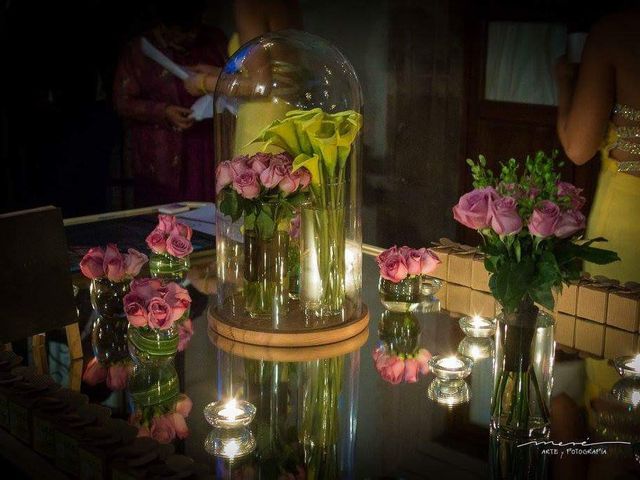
[420,276,443,296]
[459,315,495,338]
[429,354,473,380]
[204,399,256,429]
[427,378,471,406]
[614,354,640,378]
[458,336,494,361]
[204,427,256,460]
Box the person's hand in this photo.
[555,55,578,82]
[188,63,220,75]
[183,73,209,97]
[165,105,194,131]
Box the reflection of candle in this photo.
[219,399,243,420]
[626,354,640,373]
[439,356,464,369]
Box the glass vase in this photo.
[90,278,129,318]
[149,252,190,283]
[243,229,289,319]
[377,311,420,356]
[128,361,179,411]
[128,325,179,365]
[491,306,555,439]
[91,316,129,365]
[378,275,422,312]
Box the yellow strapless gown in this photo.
[584,124,640,283]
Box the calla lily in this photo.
[308,121,339,178]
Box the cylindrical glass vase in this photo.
[491,308,555,439]
[378,276,422,312]
[149,252,190,283]
[90,278,129,318]
[128,325,179,365]
[213,30,363,328]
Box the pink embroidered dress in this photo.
[114,28,226,206]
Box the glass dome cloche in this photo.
[213,30,364,337]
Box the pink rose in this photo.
[380,356,405,384]
[169,412,189,439]
[103,244,126,282]
[166,233,193,258]
[528,200,560,238]
[147,297,173,330]
[452,187,499,230]
[106,363,129,390]
[398,246,412,259]
[489,196,522,235]
[403,358,419,383]
[557,181,586,210]
[82,357,107,385]
[415,348,432,375]
[124,248,148,277]
[177,319,194,352]
[230,156,249,175]
[157,214,177,234]
[247,152,271,174]
[165,282,192,322]
[259,161,287,189]
[80,247,105,279]
[376,246,398,267]
[215,160,234,194]
[417,248,440,275]
[405,249,423,276]
[273,152,293,166]
[554,210,586,238]
[279,167,301,195]
[292,167,311,188]
[233,170,261,199]
[146,229,167,254]
[176,394,193,417]
[380,253,408,283]
[124,292,148,327]
[151,415,176,443]
[130,278,163,299]
[171,222,193,241]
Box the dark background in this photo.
[0,0,631,246]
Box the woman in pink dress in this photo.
[113,3,227,206]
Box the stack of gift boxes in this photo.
[0,350,209,480]
[429,241,639,359]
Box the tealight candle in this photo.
[458,336,493,361]
[459,315,496,338]
[429,354,473,380]
[440,356,464,369]
[204,398,256,429]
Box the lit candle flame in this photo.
[219,399,243,421]
[439,356,464,370]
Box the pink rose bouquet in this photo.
[124,278,192,333]
[373,344,431,384]
[376,245,440,283]
[145,214,193,259]
[80,244,148,282]
[130,393,192,443]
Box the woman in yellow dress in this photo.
[556,8,640,283]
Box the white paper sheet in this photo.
[176,204,216,236]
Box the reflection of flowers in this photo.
[82,357,131,391]
[130,393,192,443]
[177,318,194,352]
[373,344,431,384]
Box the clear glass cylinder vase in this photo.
[90,278,129,318]
[91,316,129,365]
[491,308,555,439]
[128,325,179,365]
[377,311,421,356]
[378,276,422,312]
[213,29,363,329]
[149,252,190,283]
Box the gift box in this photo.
[470,290,496,318]
[447,253,473,287]
[555,313,576,348]
[603,326,638,359]
[471,255,491,292]
[574,319,605,356]
[446,284,471,316]
[576,285,608,324]
[430,250,449,280]
[606,292,640,332]
[557,283,579,315]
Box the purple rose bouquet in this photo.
[454,151,618,437]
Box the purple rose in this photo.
[557,181,586,210]
[230,156,249,175]
[417,248,440,275]
[215,161,233,194]
[554,210,586,238]
[279,166,301,195]
[293,167,311,188]
[147,297,173,330]
[259,161,287,189]
[405,249,423,276]
[247,152,271,174]
[379,253,408,283]
[233,170,261,199]
[528,200,561,237]
[489,196,523,235]
[124,292,147,327]
[146,228,166,254]
[103,244,125,282]
[165,233,193,258]
[376,246,398,266]
[453,187,499,230]
[123,248,148,277]
[80,247,105,279]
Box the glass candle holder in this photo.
[427,378,471,406]
[204,427,256,460]
[420,276,443,296]
[429,354,473,380]
[204,398,256,429]
[458,336,494,361]
[614,354,640,378]
[459,315,496,338]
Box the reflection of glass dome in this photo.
[213,30,363,333]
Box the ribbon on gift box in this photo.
[580,274,640,297]
[430,238,478,255]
